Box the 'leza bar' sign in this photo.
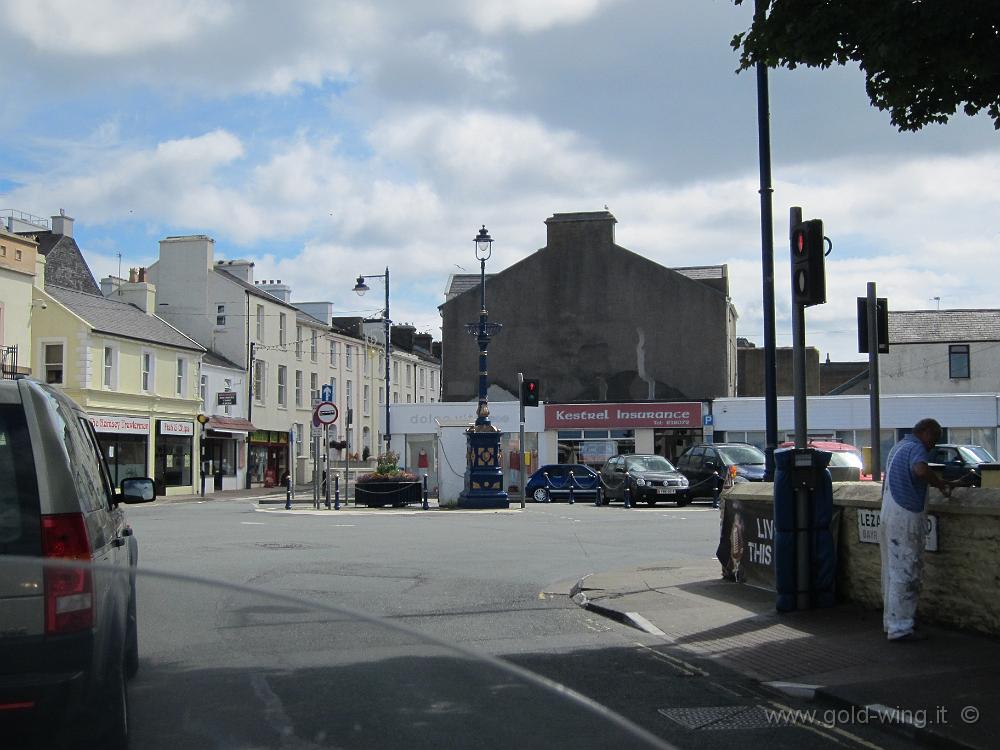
[544,402,702,429]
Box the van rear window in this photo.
[0,405,41,556]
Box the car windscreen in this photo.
[624,456,675,473]
[828,451,864,468]
[0,405,41,556]
[960,446,994,463]
[717,446,765,465]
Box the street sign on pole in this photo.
[314,401,339,425]
[321,383,334,402]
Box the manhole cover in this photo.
[658,705,792,730]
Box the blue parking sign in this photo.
[321,384,334,402]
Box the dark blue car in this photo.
[525,464,600,502]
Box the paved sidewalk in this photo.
[572,561,999,749]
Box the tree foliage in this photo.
[732,1,1000,131]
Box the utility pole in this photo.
[245,340,255,489]
[866,283,882,482]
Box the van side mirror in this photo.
[120,477,156,504]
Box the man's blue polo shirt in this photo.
[885,434,930,512]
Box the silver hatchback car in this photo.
[0,378,155,748]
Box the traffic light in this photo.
[521,378,540,407]
[790,219,826,306]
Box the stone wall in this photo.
[725,482,1000,636]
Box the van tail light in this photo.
[41,513,94,634]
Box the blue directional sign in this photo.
[321,383,334,402]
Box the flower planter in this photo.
[354,480,423,507]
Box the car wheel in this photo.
[533,488,549,503]
[676,496,689,507]
[646,499,656,506]
[99,649,130,750]
[125,581,139,679]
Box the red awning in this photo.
[206,416,256,433]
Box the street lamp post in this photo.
[458,226,508,509]
[352,268,391,452]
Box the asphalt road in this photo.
[121,498,909,749]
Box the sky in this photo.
[2,0,998,363]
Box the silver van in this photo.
[0,378,155,748]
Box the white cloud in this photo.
[6,0,232,56]
[463,0,625,33]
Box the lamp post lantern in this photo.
[458,225,508,508]
[352,267,391,452]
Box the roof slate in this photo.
[24,231,101,294]
[46,285,205,352]
[889,310,1000,344]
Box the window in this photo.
[15,249,22,261]
[141,351,153,392]
[330,376,337,402]
[216,304,226,326]
[379,386,384,405]
[363,384,370,414]
[431,371,436,391]
[103,346,115,389]
[311,372,319,401]
[393,391,398,403]
[420,395,425,403]
[346,380,352,405]
[223,378,233,415]
[406,364,412,386]
[254,360,265,404]
[277,365,287,407]
[296,326,303,358]
[200,373,207,404]
[44,343,64,385]
[949,344,970,379]
[279,313,287,346]
[346,345,353,369]
[393,361,398,384]
[330,340,338,367]
[176,357,186,396]
[406,394,411,403]
[311,330,318,362]
[295,370,303,407]
[256,304,264,341]
[419,368,425,388]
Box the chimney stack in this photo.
[50,209,74,238]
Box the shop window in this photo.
[155,423,192,490]
[949,345,970,379]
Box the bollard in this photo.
[624,482,632,509]
[334,474,340,511]
[595,485,602,507]
[543,472,551,502]
[568,471,575,505]
[423,475,429,510]
[285,475,292,510]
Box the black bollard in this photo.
[595,485,602,507]
[568,471,575,505]
[285,474,292,510]
[334,474,340,511]
[624,482,632,509]
[423,474,429,510]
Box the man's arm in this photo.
[913,461,952,497]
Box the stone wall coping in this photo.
[725,481,1000,517]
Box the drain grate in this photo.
[658,705,792,730]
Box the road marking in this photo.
[241,522,265,525]
[766,699,886,749]
[634,642,709,677]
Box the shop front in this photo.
[544,402,704,468]
[155,419,195,494]
[90,414,150,488]
[248,430,289,487]
[203,416,253,491]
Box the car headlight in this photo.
[679,477,689,486]
[635,477,646,487]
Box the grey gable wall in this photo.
[440,212,734,403]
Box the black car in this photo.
[525,464,600,502]
[675,443,767,502]
[927,444,996,487]
[598,455,689,506]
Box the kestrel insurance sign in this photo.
[545,402,702,430]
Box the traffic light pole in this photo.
[790,207,807,448]
[518,371,526,509]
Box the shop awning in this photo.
[206,416,256,434]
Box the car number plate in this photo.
[657,487,676,494]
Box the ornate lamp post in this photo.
[352,268,391,451]
[458,226,508,508]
